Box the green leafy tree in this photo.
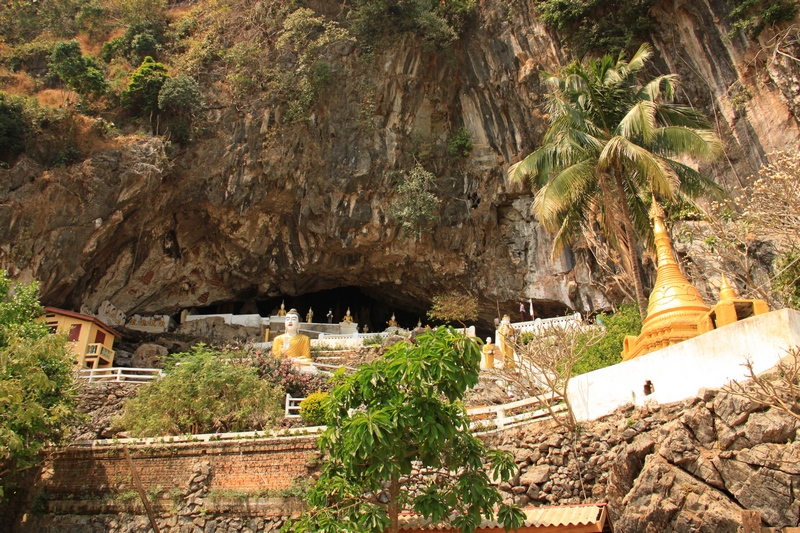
[284,327,525,533]
[49,40,107,99]
[390,164,441,237]
[509,43,722,317]
[0,272,79,499]
[120,56,169,116]
[158,74,202,119]
[112,344,283,436]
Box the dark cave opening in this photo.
[196,286,425,334]
[195,287,574,342]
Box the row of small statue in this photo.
[275,301,402,329]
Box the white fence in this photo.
[497,313,583,344]
[282,391,565,430]
[285,394,303,418]
[76,367,164,383]
[466,395,565,431]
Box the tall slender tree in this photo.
[509,43,723,317]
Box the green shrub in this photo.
[50,40,107,99]
[299,391,329,426]
[158,74,202,118]
[120,56,169,116]
[0,272,81,499]
[389,164,441,237]
[773,247,800,309]
[112,344,284,436]
[362,334,384,346]
[448,127,473,158]
[573,304,642,375]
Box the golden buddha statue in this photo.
[622,202,710,360]
[306,307,314,323]
[387,313,398,328]
[343,307,353,323]
[481,337,499,369]
[271,309,312,365]
[277,301,287,317]
[497,314,516,369]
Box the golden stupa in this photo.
[621,203,710,360]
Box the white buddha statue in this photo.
[270,309,312,369]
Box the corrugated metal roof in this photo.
[398,504,606,532]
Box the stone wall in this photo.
[486,388,799,532]
[73,382,140,441]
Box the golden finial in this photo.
[718,274,738,301]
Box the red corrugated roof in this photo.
[398,504,606,532]
[43,307,122,338]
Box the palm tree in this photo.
[509,43,723,317]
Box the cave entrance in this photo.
[194,286,421,333]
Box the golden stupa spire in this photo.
[622,199,710,360]
[644,200,710,320]
[718,274,738,301]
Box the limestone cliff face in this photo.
[0,0,798,326]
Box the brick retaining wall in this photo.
[41,435,319,498]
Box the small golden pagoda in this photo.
[622,203,710,360]
[696,275,770,334]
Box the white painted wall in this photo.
[567,309,800,422]
[184,313,269,328]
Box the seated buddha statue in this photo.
[343,307,353,323]
[277,301,287,316]
[270,309,312,369]
[387,313,399,328]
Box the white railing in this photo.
[285,394,303,418]
[280,392,563,430]
[496,314,585,345]
[312,331,390,349]
[86,343,115,362]
[76,367,164,383]
[466,395,565,431]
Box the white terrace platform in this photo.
[567,308,800,422]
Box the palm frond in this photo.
[618,100,657,144]
[668,160,726,200]
[651,126,722,160]
[638,74,679,102]
[533,160,597,231]
[655,104,712,129]
[550,203,585,259]
[624,43,652,75]
[600,136,679,197]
